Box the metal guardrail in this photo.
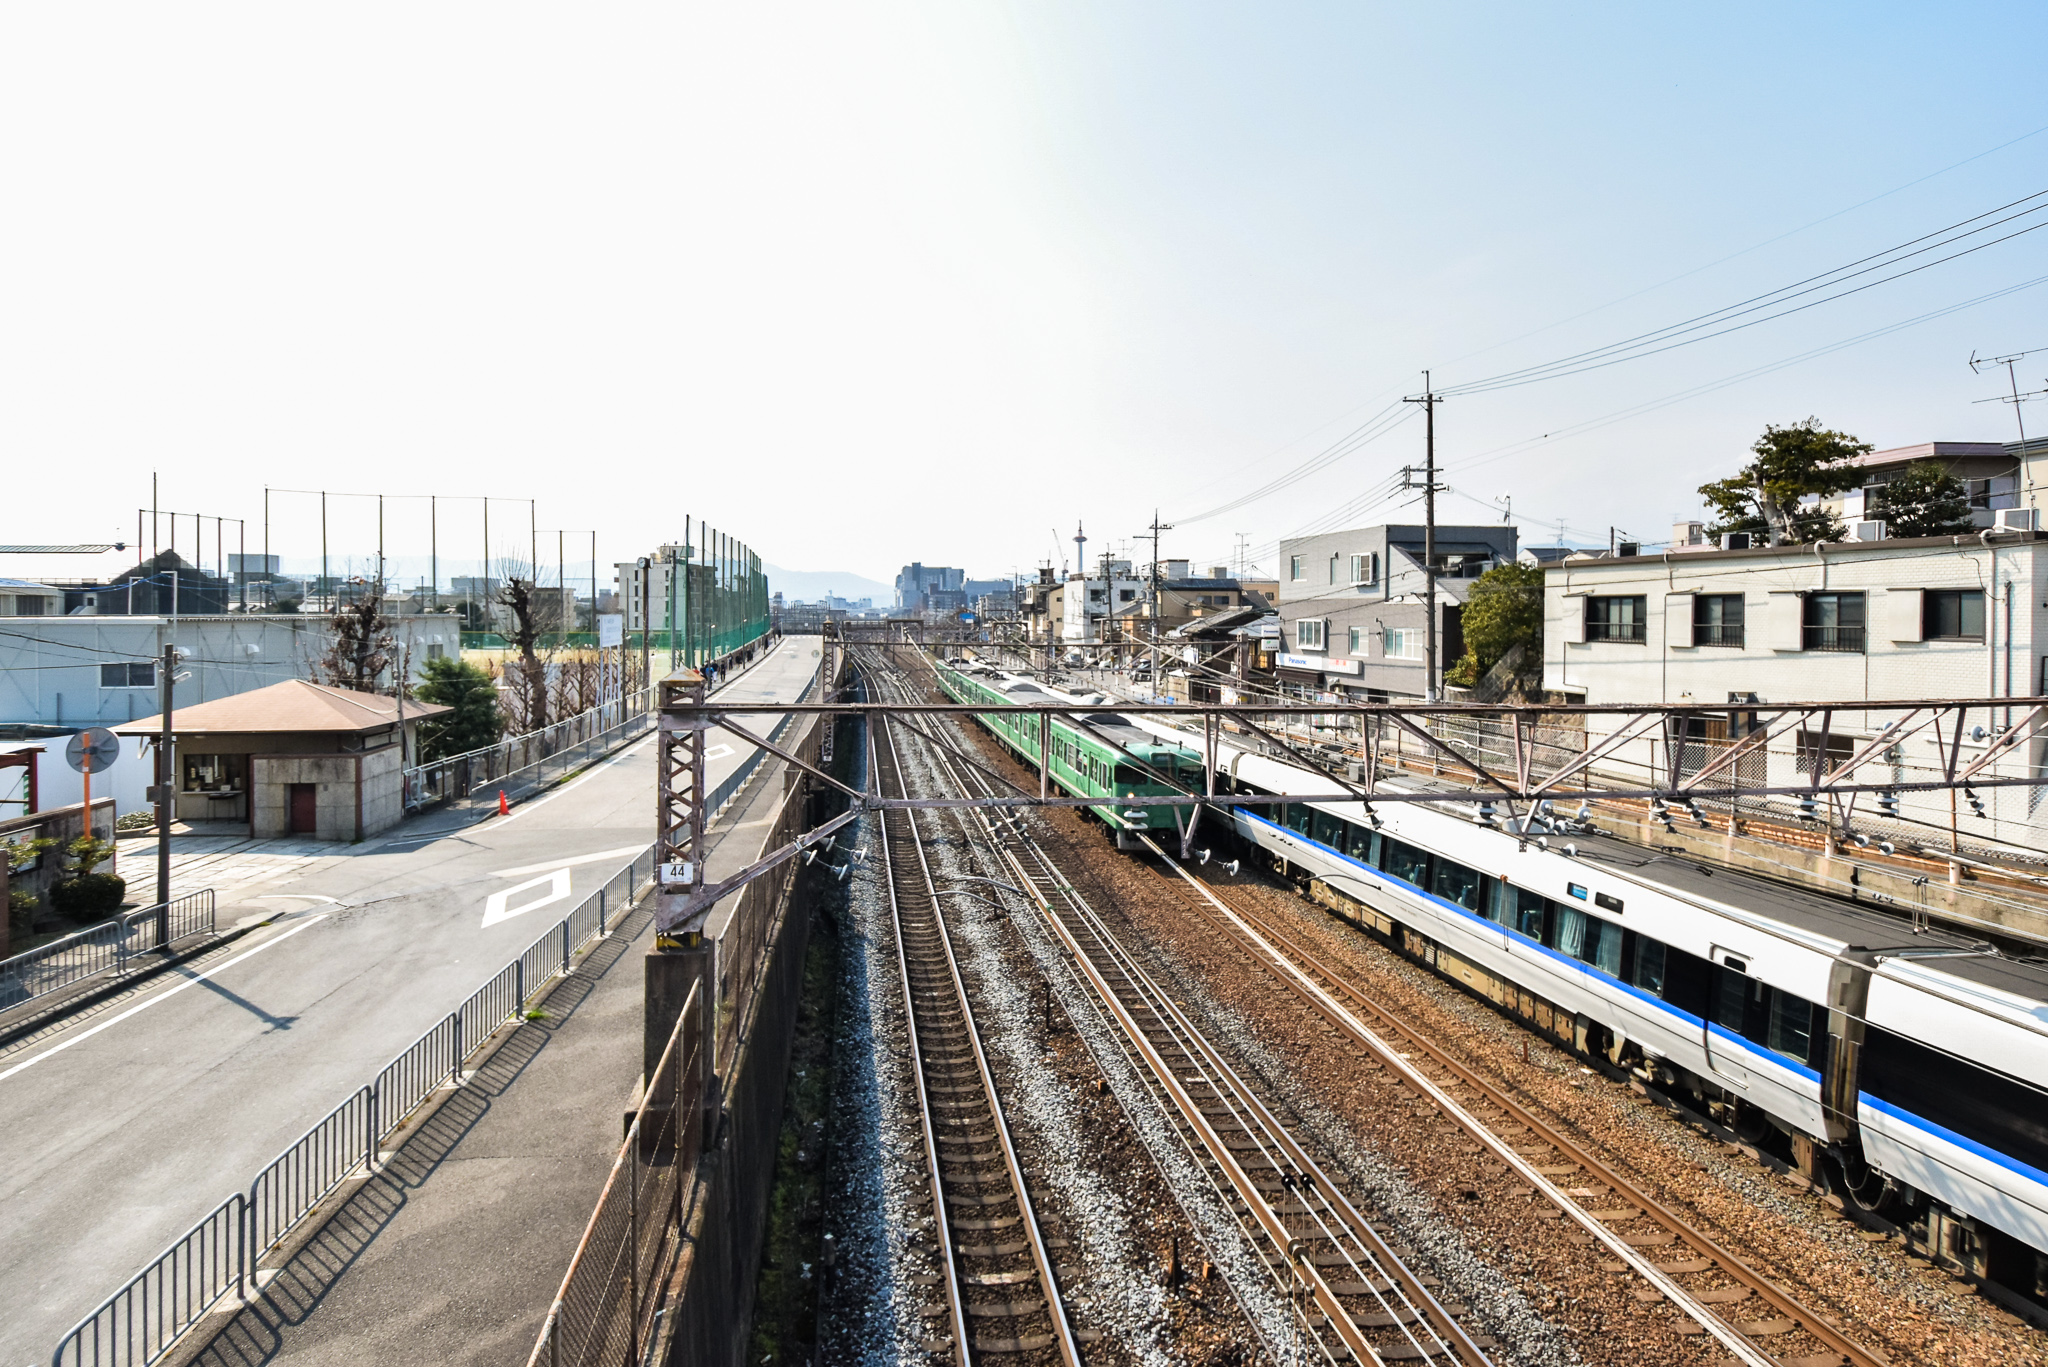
[527,979,703,1367]
[0,891,216,1014]
[52,852,655,1367]
[403,633,784,816]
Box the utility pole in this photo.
[638,556,652,694]
[1145,509,1173,690]
[155,641,176,929]
[1403,373,1444,700]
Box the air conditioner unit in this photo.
[1719,532,1752,550]
[1848,520,1888,542]
[1994,507,2039,532]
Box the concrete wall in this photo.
[0,615,460,730]
[251,745,400,841]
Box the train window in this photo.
[1766,989,1814,1063]
[1509,886,1546,940]
[1628,937,1666,995]
[1713,970,1760,1036]
[1430,858,1483,912]
[1380,839,1431,889]
[1345,823,1379,865]
[1286,805,1313,836]
[1550,905,1586,957]
[1660,946,1714,1019]
[1564,916,1621,975]
[1113,765,1148,786]
[1861,1027,2048,1176]
[1311,810,1343,848]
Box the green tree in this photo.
[415,657,503,760]
[1698,418,1872,546]
[1445,562,1544,689]
[1874,461,1975,538]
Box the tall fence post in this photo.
[365,1084,379,1173]
[560,918,571,978]
[598,887,607,937]
[451,1010,464,1084]
[514,956,525,1014]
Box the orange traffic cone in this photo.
[498,790,510,816]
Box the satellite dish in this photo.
[66,727,121,773]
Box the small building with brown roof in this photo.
[117,680,449,841]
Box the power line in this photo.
[1440,188,2048,395]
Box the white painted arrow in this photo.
[704,743,735,761]
[482,868,572,929]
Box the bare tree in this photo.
[319,579,396,692]
[497,571,549,733]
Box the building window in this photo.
[426,642,447,661]
[1295,618,1326,650]
[1329,554,1339,584]
[1382,627,1422,659]
[1585,595,1647,643]
[1803,591,1866,652]
[1923,589,1984,641]
[1350,553,1376,585]
[1347,626,1362,654]
[1119,588,1136,602]
[1289,554,1305,581]
[100,662,157,689]
[1692,594,1744,647]
[14,595,46,616]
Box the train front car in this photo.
[1097,735,1204,833]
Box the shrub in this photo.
[49,872,127,920]
[9,888,37,939]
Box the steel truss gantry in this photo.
[653,655,2048,930]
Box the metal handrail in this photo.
[51,852,653,1367]
[0,890,216,1014]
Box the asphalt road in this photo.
[0,639,821,1366]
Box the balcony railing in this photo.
[1693,624,1744,648]
[1803,626,1865,653]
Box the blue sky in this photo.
[8,3,2048,587]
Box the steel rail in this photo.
[1141,841,1888,1367]
[864,646,1493,1367]
[868,687,1083,1367]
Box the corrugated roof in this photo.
[116,678,450,736]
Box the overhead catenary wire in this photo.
[1438,188,2048,396]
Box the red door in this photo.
[289,784,317,835]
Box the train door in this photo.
[1704,945,1753,1090]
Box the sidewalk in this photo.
[177,733,807,1366]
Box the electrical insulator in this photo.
[1797,793,1818,821]
[1877,790,1899,817]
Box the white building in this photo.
[0,613,458,815]
[1542,529,2045,847]
[1061,561,1143,643]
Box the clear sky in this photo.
[8,3,2048,589]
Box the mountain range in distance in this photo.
[763,563,896,604]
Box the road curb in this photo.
[0,923,258,1050]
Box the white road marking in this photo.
[250,894,342,904]
[481,869,573,929]
[492,738,654,827]
[0,916,330,1084]
[704,743,735,761]
[490,845,647,880]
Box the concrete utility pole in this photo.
[1404,373,1444,701]
[155,642,176,926]
[638,556,652,695]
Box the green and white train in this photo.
[934,660,1200,832]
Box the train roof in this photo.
[1558,831,2048,1002]
[949,666,1194,757]
[1113,706,2048,1008]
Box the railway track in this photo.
[870,702,1084,1366]
[865,646,1497,1366]
[1134,834,1885,1367]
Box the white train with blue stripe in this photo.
[1130,717,2048,1308]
